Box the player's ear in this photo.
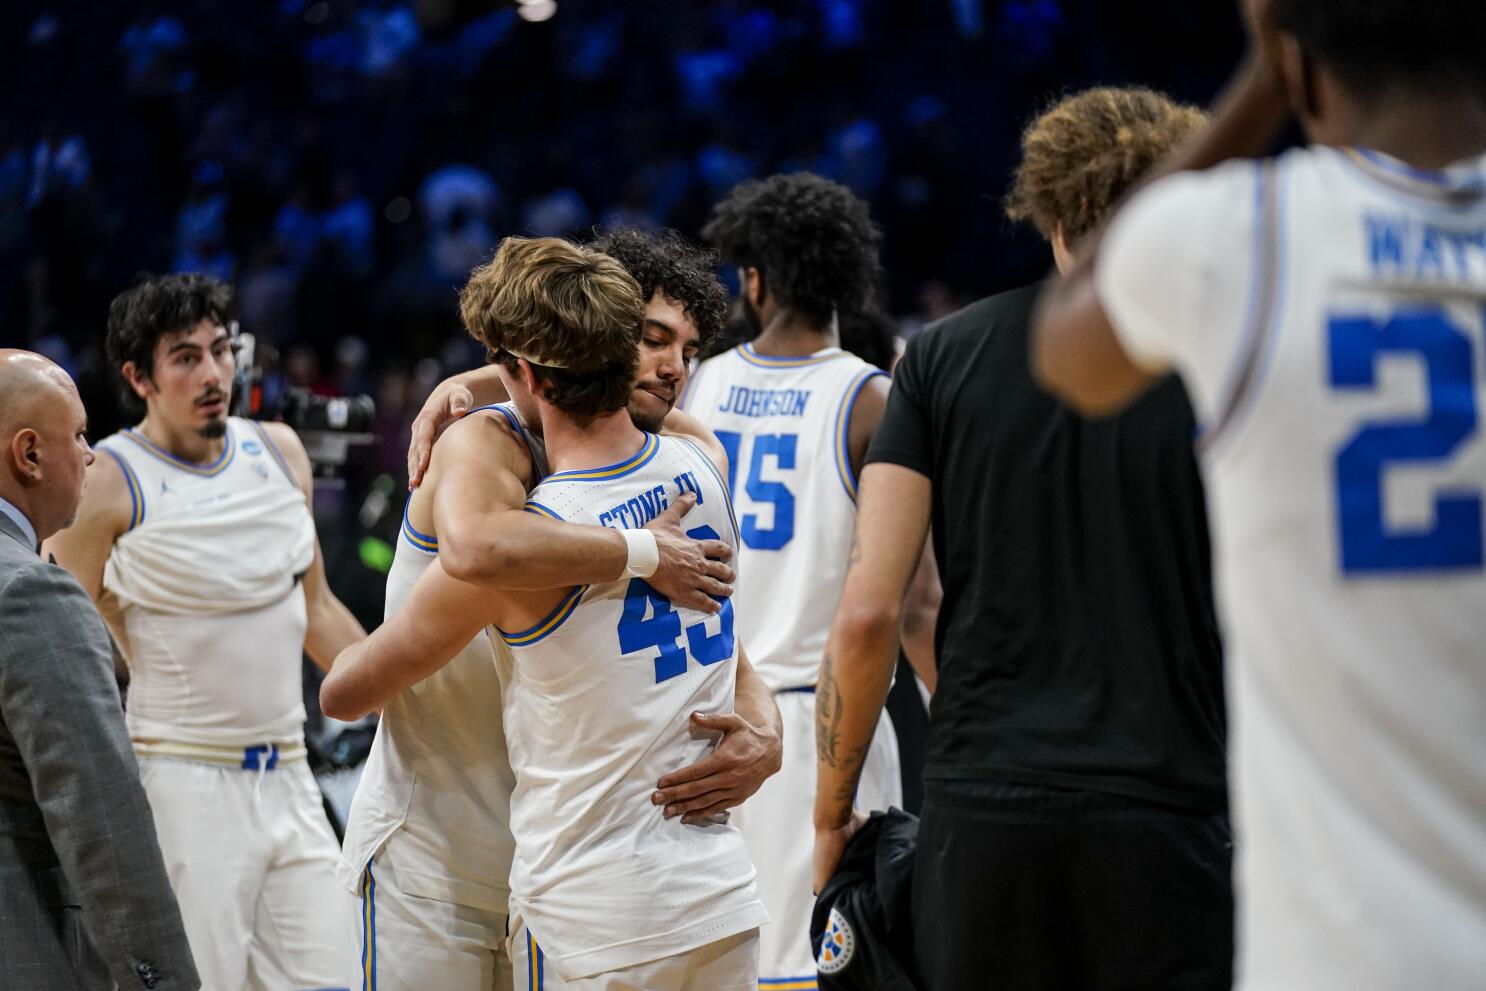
[516,359,541,397]
[120,360,152,401]
[741,267,764,309]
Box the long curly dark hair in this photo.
[587,227,729,349]
[702,172,882,327]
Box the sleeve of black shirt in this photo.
[866,331,934,478]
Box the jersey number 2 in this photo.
[716,430,796,550]
[1328,306,1482,575]
[617,525,736,683]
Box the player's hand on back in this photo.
[407,379,475,488]
[652,709,783,825]
[644,493,734,613]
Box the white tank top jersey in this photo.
[493,431,768,981]
[94,417,316,747]
[681,344,888,691]
[1097,147,1486,988]
[338,403,547,909]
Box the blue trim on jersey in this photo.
[497,585,587,647]
[249,421,299,488]
[526,930,545,990]
[474,402,526,438]
[121,424,236,476]
[360,862,377,991]
[523,501,563,521]
[736,342,843,369]
[400,501,438,553]
[543,432,659,483]
[675,436,741,546]
[1338,147,1486,208]
[835,368,890,502]
[101,447,145,531]
[1204,157,1291,459]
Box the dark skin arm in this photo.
[1032,8,1292,413]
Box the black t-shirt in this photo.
[869,283,1226,810]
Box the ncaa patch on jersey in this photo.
[817,906,855,974]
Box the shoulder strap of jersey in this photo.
[672,434,740,546]
[244,419,300,489]
[95,438,146,532]
[833,365,891,503]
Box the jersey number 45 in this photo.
[617,525,737,683]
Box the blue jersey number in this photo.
[715,430,796,550]
[1328,306,1482,575]
[617,525,736,683]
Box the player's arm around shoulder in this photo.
[425,410,537,583]
[661,406,729,478]
[258,420,367,671]
[44,449,133,603]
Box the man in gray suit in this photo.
[0,349,198,990]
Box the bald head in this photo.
[0,350,77,429]
[0,350,93,544]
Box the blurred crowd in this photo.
[0,0,1239,624]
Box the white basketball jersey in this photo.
[493,432,767,981]
[339,404,546,909]
[95,418,315,747]
[1100,147,1486,988]
[682,344,888,690]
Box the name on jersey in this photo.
[718,386,811,418]
[1367,212,1486,282]
[595,470,706,529]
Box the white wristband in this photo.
[621,529,660,579]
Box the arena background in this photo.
[0,0,1243,810]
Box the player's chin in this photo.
[199,413,229,439]
[627,391,669,434]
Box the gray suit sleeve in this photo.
[0,563,200,990]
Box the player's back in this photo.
[492,432,766,981]
[683,343,887,689]
[1206,146,1486,986]
[338,403,542,911]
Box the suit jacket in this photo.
[0,513,199,990]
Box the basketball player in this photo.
[682,172,903,990]
[1033,0,1486,985]
[46,273,364,989]
[333,228,781,991]
[324,235,768,989]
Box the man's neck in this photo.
[1346,94,1486,172]
[0,487,42,547]
[137,412,229,466]
[750,309,837,357]
[541,407,646,475]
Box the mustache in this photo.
[195,389,227,407]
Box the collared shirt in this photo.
[0,495,39,554]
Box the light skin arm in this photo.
[407,365,509,487]
[1032,17,1291,414]
[649,644,783,824]
[261,421,368,673]
[812,462,932,893]
[43,452,132,651]
[434,414,735,613]
[320,558,496,720]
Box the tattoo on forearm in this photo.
[816,653,842,767]
[816,652,871,802]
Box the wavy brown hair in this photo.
[1005,86,1206,242]
[460,236,644,424]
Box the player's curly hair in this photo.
[105,273,236,416]
[702,172,882,327]
[1271,0,1486,102]
[587,227,730,349]
[459,236,643,425]
[1005,87,1206,242]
